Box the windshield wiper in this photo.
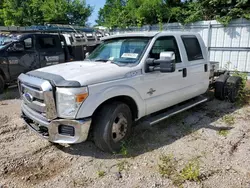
[94,59,109,62]
[94,59,118,65]
[93,59,127,66]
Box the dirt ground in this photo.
[0,87,250,188]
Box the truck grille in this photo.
[18,74,57,120]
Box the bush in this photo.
[232,71,250,105]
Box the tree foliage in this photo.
[0,0,4,25]
[200,0,250,25]
[0,0,92,26]
[96,0,250,28]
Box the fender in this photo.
[76,85,146,119]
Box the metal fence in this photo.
[110,18,250,73]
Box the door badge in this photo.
[147,88,156,96]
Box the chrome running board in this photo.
[145,95,208,126]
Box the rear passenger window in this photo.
[38,37,57,49]
[182,36,203,61]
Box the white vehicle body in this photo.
[18,31,213,151]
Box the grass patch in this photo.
[113,141,132,156]
[158,155,201,187]
[217,129,229,137]
[119,142,128,156]
[97,170,105,178]
[222,115,235,125]
[158,154,177,178]
[116,160,130,172]
[189,131,202,141]
[180,161,200,182]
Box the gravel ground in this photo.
[0,87,250,188]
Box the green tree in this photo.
[67,0,92,26]
[0,0,92,26]
[96,0,127,28]
[0,0,4,25]
[97,0,250,28]
[41,0,69,24]
[199,0,250,25]
[26,0,45,25]
[1,0,27,25]
[96,0,202,28]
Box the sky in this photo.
[86,0,106,26]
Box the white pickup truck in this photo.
[18,32,242,152]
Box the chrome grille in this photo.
[18,74,57,120]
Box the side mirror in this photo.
[159,51,176,73]
[146,51,176,73]
[85,52,90,58]
[7,42,24,52]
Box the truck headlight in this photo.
[56,87,88,118]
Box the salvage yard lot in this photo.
[0,88,250,188]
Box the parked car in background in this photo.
[0,29,103,93]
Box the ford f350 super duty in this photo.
[18,32,242,152]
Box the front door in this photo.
[7,36,38,81]
[140,36,190,115]
[36,35,65,67]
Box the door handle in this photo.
[204,64,208,72]
[178,68,187,77]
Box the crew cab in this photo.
[18,32,242,152]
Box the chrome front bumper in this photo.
[21,103,91,144]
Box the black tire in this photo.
[225,76,243,103]
[93,102,132,153]
[214,74,230,100]
[0,75,5,94]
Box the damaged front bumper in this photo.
[21,103,91,144]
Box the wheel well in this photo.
[93,96,138,120]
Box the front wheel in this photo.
[93,102,132,153]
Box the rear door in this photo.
[36,34,65,67]
[7,35,38,81]
[181,35,209,97]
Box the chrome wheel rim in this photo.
[112,113,128,142]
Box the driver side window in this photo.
[149,36,181,63]
[23,37,33,49]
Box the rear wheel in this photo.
[214,74,230,100]
[225,76,243,103]
[93,102,132,153]
[0,75,5,94]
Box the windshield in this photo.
[0,34,19,47]
[88,37,150,64]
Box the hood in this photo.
[0,42,12,53]
[29,61,141,86]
